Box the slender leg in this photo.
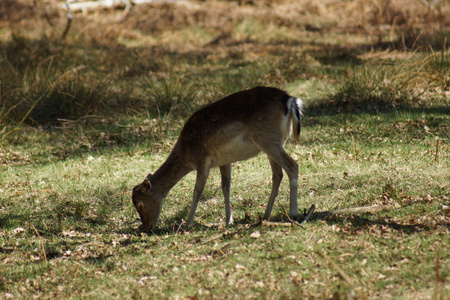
[255,141,299,220]
[220,164,233,225]
[277,150,298,219]
[187,166,210,227]
[263,158,283,220]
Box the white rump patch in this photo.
[285,97,303,141]
[295,98,304,114]
[288,97,304,115]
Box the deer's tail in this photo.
[287,97,303,142]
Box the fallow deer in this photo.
[132,86,303,232]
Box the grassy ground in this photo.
[1,0,449,299]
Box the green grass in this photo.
[2,107,448,299]
[1,1,449,299]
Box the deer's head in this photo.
[132,177,163,232]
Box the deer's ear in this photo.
[140,178,152,193]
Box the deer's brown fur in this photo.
[132,86,303,232]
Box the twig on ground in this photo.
[31,225,48,265]
[299,204,316,224]
[261,221,293,227]
[61,0,197,13]
[281,204,305,228]
[261,204,388,227]
[199,232,227,245]
[175,220,186,235]
[317,250,353,286]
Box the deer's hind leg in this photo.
[220,164,233,225]
[274,149,298,219]
[263,158,283,220]
[255,140,299,220]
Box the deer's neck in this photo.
[149,150,192,198]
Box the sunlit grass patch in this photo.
[234,17,300,43]
[159,26,215,48]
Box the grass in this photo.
[1,0,449,299]
[1,108,448,299]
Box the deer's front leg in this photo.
[187,166,211,227]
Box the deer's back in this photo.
[175,87,293,168]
